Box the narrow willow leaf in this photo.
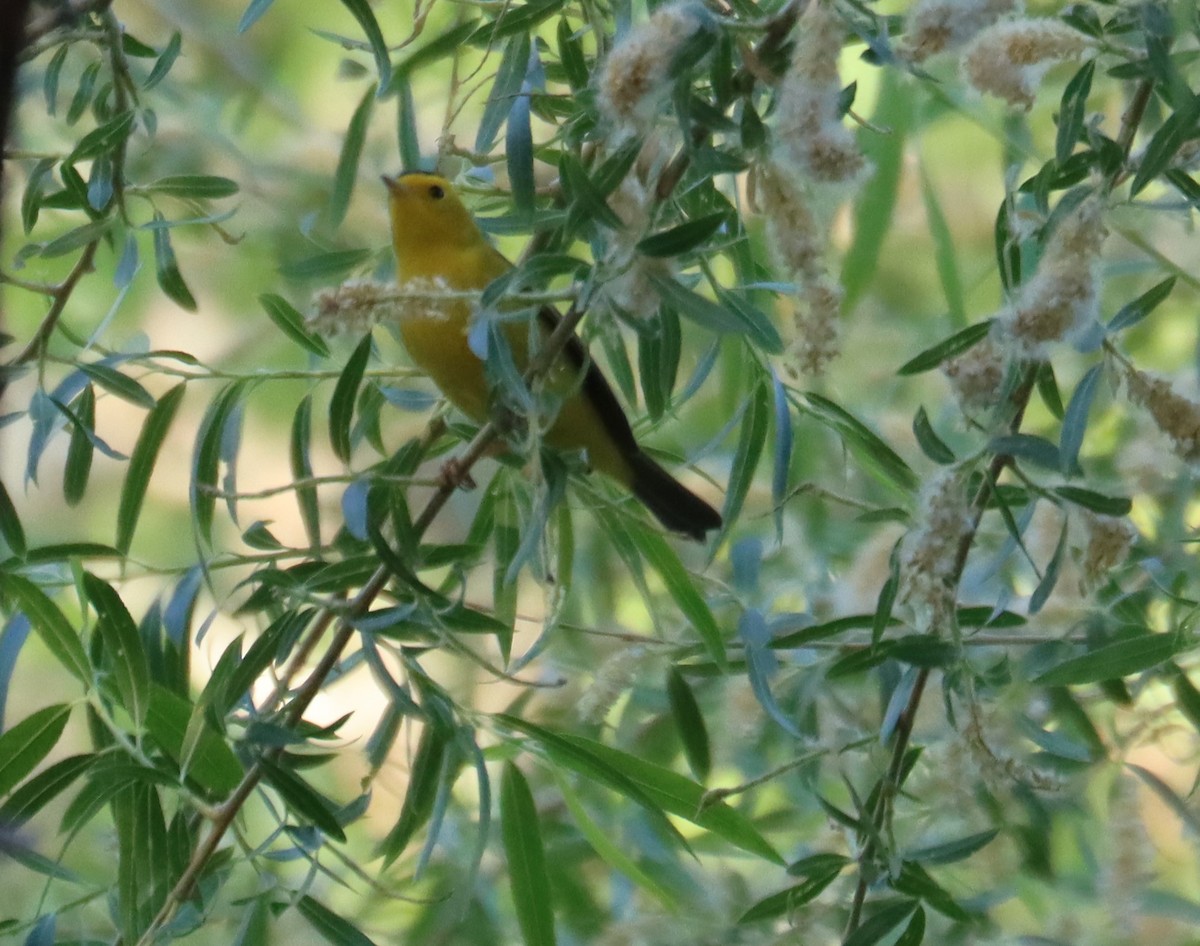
[63,384,95,506]
[21,157,56,234]
[897,321,992,375]
[297,895,379,946]
[918,162,966,326]
[501,762,557,946]
[738,869,843,924]
[151,213,197,310]
[238,0,276,32]
[338,0,392,89]
[507,71,536,216]
[894,861,972,920]
[1029,517,1069,615]
[802,392,918,492]
[1128,763,1200,838]
[0,576,90,684]
[552,729,783,864]
[43,46,67,115]
[771,368,793,541]
[666,666,711,781]
[145,683,243,794]
[912,406,954,464]
[279,248,372,280]
[894,906,926,946]
[329,84,375,228]
[843,900,919,946]
[144,31,182,88]
[259,757,346,840]
[477,33,530,156]
[637,212,727,258]
[1054,485,1131,516]
[78,362,155,409]
[392,19,480,80]
[376,722,449,865]
[1056,60,1094,164]
[290,395,321,548]
[1033,633,1179,686]
[330,334,372,462]
[117,384,185,555]
[0,703,71,796]
[84,574,150,728]
[144,174,238,199]
[556,17,587,90]
[906,828,999,865]
[1131,93,1200,196]
[0,479,26,557]
[1059,363,1102,476]
[192,381,248,544]
[67,110,135,163]
[0,753,93,823]
[260,293,331,357]
[633,525,724,663]
[841,69,909,310]
[66,62,100,124]
[721,378,769,543]
[1107,275,1177,332]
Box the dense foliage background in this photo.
[3,0,1200,943]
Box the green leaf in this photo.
[290,396,321,547]
[1056,60,1094,164]
[330,83,375,228]
[477,33,530,156]
[145,684,243,794]
[801,392,918,492]
[555,731,783,864]
[297,895,380,946]
[393,19,480,79]
[260,293,331,357]
[841,68,910,310]
[238,0,276,32]
[501,763,557,946]
[21,157,55,234]
[64,383,96,505]
[279,248,373,280]
[1107,275,1177,332]
[145,31,182,89]
[1131,92,1200,196]
[906,828,999,865]
[330,334,372,462]
[39,217,112,257]
[117,384,185,555]
[637,212,727,258]
[894,861,971,920]
[192,381,249,545]
[1033,633,1179,686]
[666,666,711,781]
[715,288,784,353]
[152,213,197,310]
[0,704,71,797]
[720,377,769,543]
[68,110,136,163]
[342,0,392,88]
[1028,516,1068,615]
[0,478,26,558]
[0,753,94,823]
[844,900,919,946]
[259,757,346,839]
[376,721,451,865]
[912,406,954,464]
[0,575,90,684]
[78,363,156,409]
[553,771,677,908]
[897,321,993,375]
[1059,363,1102,476]
[738,868,843,924]
[143,174,238,199]
[918,162,966,326]
[632,525,724,662]
[1128,763,1200,838]
[1054,485,1131,516]
[84,574,150,728]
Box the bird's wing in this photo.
[535,306,639,457]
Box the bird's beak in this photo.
[381,174,400,192]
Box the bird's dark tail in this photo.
[628,450,722,542]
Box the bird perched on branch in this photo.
[383,171,722,541]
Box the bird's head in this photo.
[382,172,482,269]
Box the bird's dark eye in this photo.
[429,184,445,199]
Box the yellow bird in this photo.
[383,171,722,541]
